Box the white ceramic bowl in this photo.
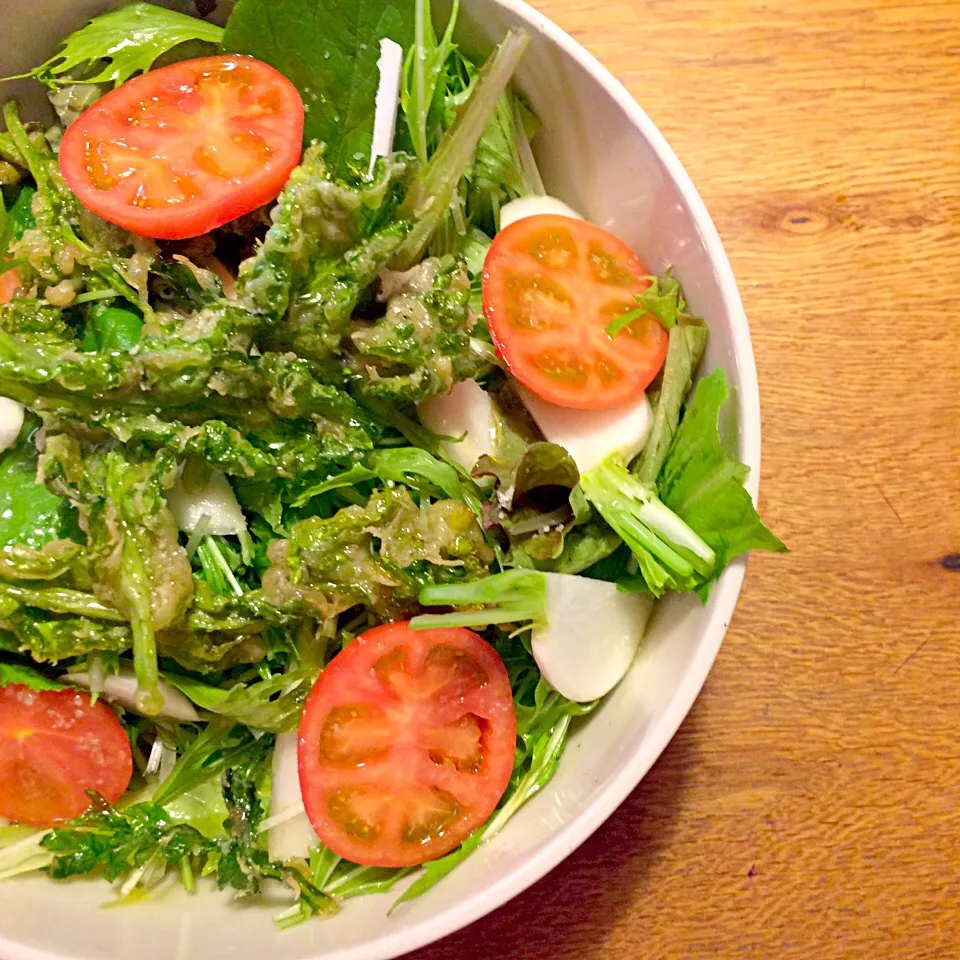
[0,2,760,958]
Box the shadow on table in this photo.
[401,698,704,960]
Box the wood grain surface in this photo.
[405,0,960,957]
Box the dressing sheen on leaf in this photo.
[223,0,416,177]
[0,431,73,550]
[7,3,224,89]
[658,369,787,589]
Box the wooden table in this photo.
[407,0,960,956]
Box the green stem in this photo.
[412,0,431,163]
[0,131,25,168]
[120,532,162,715]
[2,102,52,197]
[579,459,715,596]
[0,583,125,621]
[204,536,244,597]
[486,715,570,840]
[392,28,531,269]
[179,857,196,893]
[414,569,547,630]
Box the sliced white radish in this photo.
[369,38,404,177]
[266,731,317,863]
[167,468,246,536]
[418,379,497,471]
[515,382,653,476]
[499,195,584,231]
[0,397,24,452]
[531,573,653,702]
[67,668,200,722]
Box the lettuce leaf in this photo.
[7,3,224,90]
[223,0,415,177]
[658,369,786,587]
[0,661,64,691]
[634,316,709,483]
[475,442,581,562]
[0,423,73,550]
[606,270,690,338]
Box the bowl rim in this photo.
[0,1,761,958]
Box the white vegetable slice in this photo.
[531,573,653,702]
[368,38,404,177]
[499,195,585,231]
[67,668,200,722]
[267,731,317,863]
[167,468,246,536]
[515,382,653,476]
[418,379,497,471]
[0,397,24,452]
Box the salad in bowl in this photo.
[0,0,784,933]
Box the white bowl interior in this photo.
[0,2,759,959]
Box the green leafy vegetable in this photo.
[347,256,482,404]
[0,425,73,550]
[657,368,787,590]
[486,712,570,836]
[634,316,709,483]
[2,613,130,663]
[0,539,87,583]
[606,271,690,338]
[524,520,623,576]
[401,0,460,163]
[264,485,493,621]
[0,660,64,690]
[7,3,224,90]
[475,441,581,561]
[413,568,546,630]
[0,186,36,272]
[238,146,411,366]
[444,60,538,232]
[164,667,315,734]
[82,303,143,354]
[0,582,123,621]
[367,447,479,505]
[42,766,336,921]
[390,822,485,909]
[391,28,531,268]
[0,101,143,310]
[223,0,416,177]
[153,724,266,806]
[579,458,715,597]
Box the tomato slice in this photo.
[482,214,669,410]
[58,55,304,241]
[298,622,516,867]
[0,269,19,304]
[0,684,133,827]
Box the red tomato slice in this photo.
[298,622,516,867]
[483,214,669,410]
[0,269,19,304]
[58,55,304,241]
[0,684,133,827]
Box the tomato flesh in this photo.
[0,269,19,304]
[298,622,516,867]
[483,214,669,410]
[59,55,304,240]
[0,684,133,826]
